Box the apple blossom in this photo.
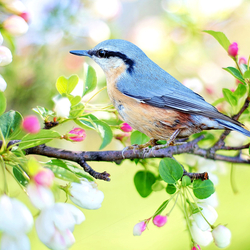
[0,75,7,92]
[0,46,12,66]
[190,221,213,247]
[68,128,86,142]
[33,168,54,187]
[228,42,238,57]
[4,0,27,15]
[0,195,33,236]
[239,57,247,65]
[153,215,167,227]
[54,97,71,118]
[3,15,29,36]
[1,233,30,250]
[133,221,147,236]
[69,179,104,210]
[192,203,218,231]
[27,182,54,210]
[120,122,133,132]
[36,203,85,250]
[212,225,231,248]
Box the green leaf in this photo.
[69,103,84,118]
[46,165,81,183]
[181,176,191,187]
[212,97,225,107]
[0,92,6,116]
[243,69,250,79]
[83,63,97,96]
[77,114,113,149]
[68,95,81,106]
[151,180,165,191]
[153,199,169,217]
[223,67,245,84]
[159,158,183,184]
[134,170,156,198]
[203,30,231,52]
[234,83,247,99]
[193,179,215,199]
[130,131,150,145]
[0,110,22,139]
[33,106,54,119]
[222,88,237,107]
[56,75,79,95]
[166,184,176,194]
[19,130,61,150]
[46,159,71,170]
[13,167,28,186]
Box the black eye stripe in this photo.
[89,49,135,74]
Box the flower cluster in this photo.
[0,0,30,92]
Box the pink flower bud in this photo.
[3,15,29,36]
[22,115,41,134]
[228,42,238,57]
[68,128,86,142]
[120,123,133,132]
[239,56,247,65]
[153,215,167,227]
[19,12,30,23]
[133,221,147,236]
[115,132,129,141]
[191,245,201,250]
[33,168,54,187]
[0,46,12,66]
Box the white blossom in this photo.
[27,183,54,210]
[190,221,213,247]
[4,0,27,15]
[70,179,104,210]
[192,203,218,231]
[36,203,85,250]
[3,15,28,36]
[0,46,12,66]
[54,97,71,118]
[0,195,33,236]
[212,225,231,248]
[198,192,219,208]
[0,75,7,92]
[1,234,30,250]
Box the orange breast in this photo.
[105,65,202,140]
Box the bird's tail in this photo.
[215,118,250,137]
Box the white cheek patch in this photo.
[93,57,125,72]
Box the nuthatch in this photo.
[70,39,250,148]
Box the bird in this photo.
[70,39,250,150]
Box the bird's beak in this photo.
[70,50,90,57]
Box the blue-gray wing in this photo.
[116,70,241,125]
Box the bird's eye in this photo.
[97,50,106,58]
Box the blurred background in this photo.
[1,0,250,249]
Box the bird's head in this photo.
[70,39,147,75]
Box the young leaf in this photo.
[193,179,215,199]
[153,199,169,217]
[19,130,61,149]
[69,103,84,118]
[83,63,97,96]
[166,184,177,194]
[234,83,247,99]
[151,180,165,191]
[56,75,79,95]
[243,69,250,79]
[130,131,150,145]
[222,88,237,107]
[223,67,245,84]
[0,110,22,139]
[68,95,81,106]
[0,92,6,116]
[203,30,231,52]
[181,176,191,187]
[159,158,183,184]
[77,114,112,149]
[134,170,156,198]
[33,106,54,119]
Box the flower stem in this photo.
[0,156,9,195]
